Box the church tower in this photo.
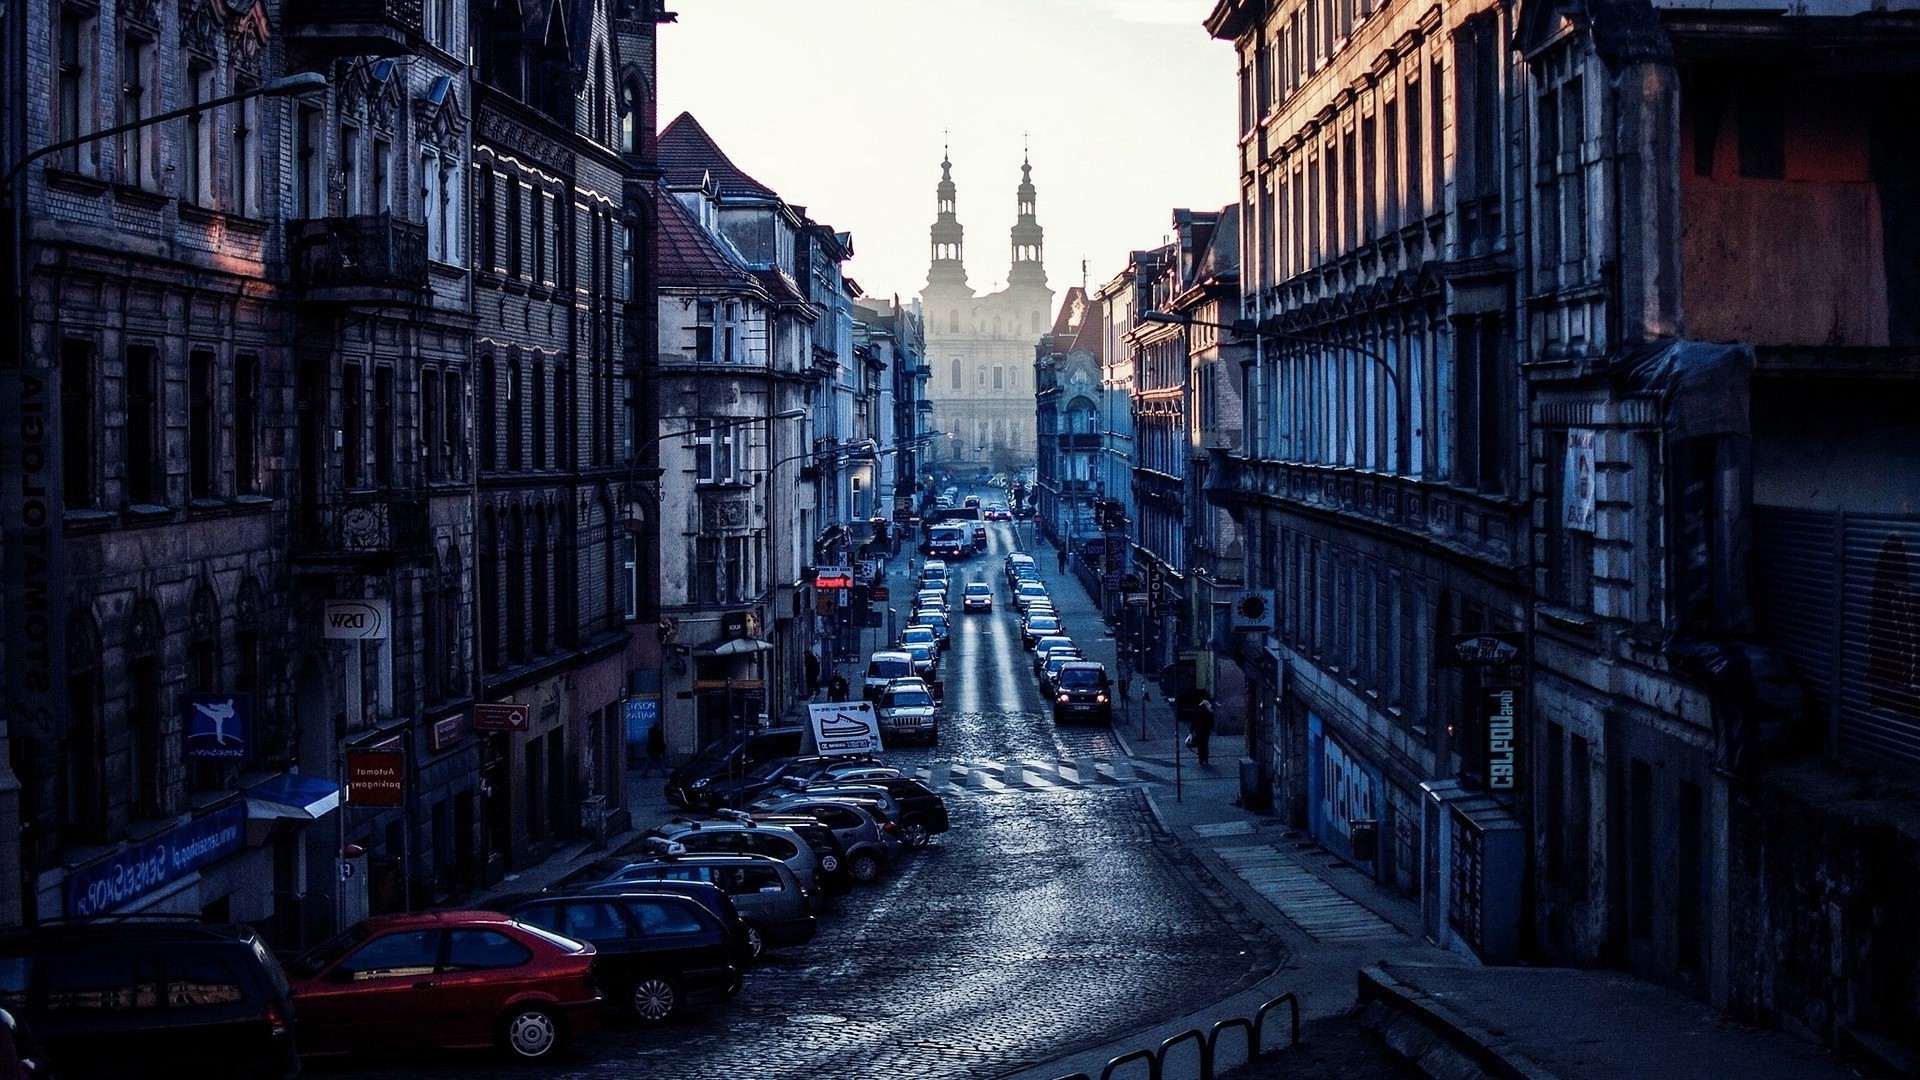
[924,150,971,294]
[1007,153,1047,291]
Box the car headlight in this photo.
[1095,693,1109,703]
[1056,693,1070,703]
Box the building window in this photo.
[188,349,216,499]
[993,365,1003,390]
[118,34,156,188]
[124,344,160,505]
[294,106,324,217]
[62,339,94,509]
[531,186,547,283]
[531,361,547,470]
[439,156,459,263]
[373,366,394,485]
[506,180,523,277]
[1451,314,1509,494]
[185,65,214,205]
[695,300,717,360]
[56,10,96,174]
[342,363,364,488]
[479,354,496,468]
[950,358,961,389]
[444,370,465,479]
[620,534,637,620]
[506,358,523,471]
[694,419,735,483]
[475,168,496,271]
[127,655,163,819]
[695,536,722,605]
[373,137,392,214]
[235,354,258,494]
[420,153,439,258]
[231,85,259,215]
[423,369,442,481]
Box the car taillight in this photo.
[881,822,899,835]
[266,1003,289,1037]
[582,960,601,994]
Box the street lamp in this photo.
[1139,308,1408,473]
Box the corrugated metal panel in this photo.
[1837,514,1920,768]
[1752,506,1838,720]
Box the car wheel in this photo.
[848,851,882,884]
[743,922,767,961]
[901,820,930,849]
[498,1005,563,1062]
[629,975,680,1023]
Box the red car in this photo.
[286,911,600,1063]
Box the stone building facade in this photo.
[1034,286,1104,548]
[920,151,1052,478]
[1206,0,1920,1047]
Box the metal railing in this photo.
[1052,991,1300,1080]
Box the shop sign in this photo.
[1450,632,1523,667]
[474,702,529,731]
[181,691,251,760]
[429,711,469,751]
[807,701,882,757]
[345,749,405,807]
[66,803,246,917]
[323,599,390,640]
[813,566,854,589]
[1484,689,1518,791]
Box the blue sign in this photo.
[182,691,251,760]
[65,803,247,917]
[624,696,659,744]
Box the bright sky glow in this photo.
[657,0,1238,304]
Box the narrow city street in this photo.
[314,520,1286,1079]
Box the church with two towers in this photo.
[919,152,1054,477]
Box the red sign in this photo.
[429,711,469,751]
[345,749,404,807]
[473,702,529,732]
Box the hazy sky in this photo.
[657,0,1239,307]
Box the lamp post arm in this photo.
[3,72,327,191]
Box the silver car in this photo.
[639,818,824,905]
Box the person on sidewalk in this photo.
[1056,545,1068,573]
[827,672,850,703]
[644,721,666,777]
[1187,700,1214,764]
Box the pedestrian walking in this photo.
[644,721,666,776]
[1187,700,1215,765]
[1056,545,1068,573]
[827,672,850,703]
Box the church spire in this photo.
[1008,148,1047,290]
[925,145,971,293]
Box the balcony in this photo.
[297,493,431,567]
[1202,448,1246,508]
[286,214,429,305]
[1055,432,1103,451]
[282,0,423,56]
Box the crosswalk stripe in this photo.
[1213,843,1399,941]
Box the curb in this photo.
[1357,964,1561,1080]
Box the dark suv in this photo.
[793,777,950,849]
[1052,661,1114,724]
[495,890,743,1023]
[666,726,810,809]
[0,920,298,1079]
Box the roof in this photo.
[659,112,779,200]
[657,191,755,291]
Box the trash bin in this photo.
[1239,758,1272,814]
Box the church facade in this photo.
[918,153,1053,478]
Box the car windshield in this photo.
[965,584,990,595]
[1028,616,1059,630]
[1058,667,1106,689]
[903,628,935,643]
[886,690,934,708]
[869,658,911,678]
[1018,583,1047,595]
[1036,636,1073,652]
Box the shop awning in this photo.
[245,772,341,822]
[695,637,774,657]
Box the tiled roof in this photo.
[656,190,755,291]
[658,112,779,200]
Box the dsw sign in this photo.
[324,599,391,640]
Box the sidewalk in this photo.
[1010,530,1863,1080]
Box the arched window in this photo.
[531,510,551,654]
[948,309,958,333]
[506,508,527,662]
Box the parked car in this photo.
[666,726,811,809]
[1013,581,1050,612]
[494,891,742,1023]
[1031,634,1076,664]
[900,624,941,658]
[1040,650,1085,693]
[1004,552,1036,577]
[984,505,1012,521]
[899,639,938,678]
[1052,661,1114,725]
[919,560,950,586]
[781,777,950,850]
[751,801,898,878]
[0,920,299,1080]
[0,1007,49,1080]
[641,819,824,901]
[863,651,915,700]
[286,911,599,1063]
[914,609,951,643]
[914,587,949,615]
[876,677,939,745]
[961,582,994,612]
[696,753,848,810]
[972,524,988,550]
[597,846,816,957]
[1021,612,1062,646]
[750,779,902,823]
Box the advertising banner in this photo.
[323,599,390,640]
[181,691,251,760]
[345,749,405,806]
[1483,689,1519,791]
[65,803,245,917]
[806,701,882,757]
